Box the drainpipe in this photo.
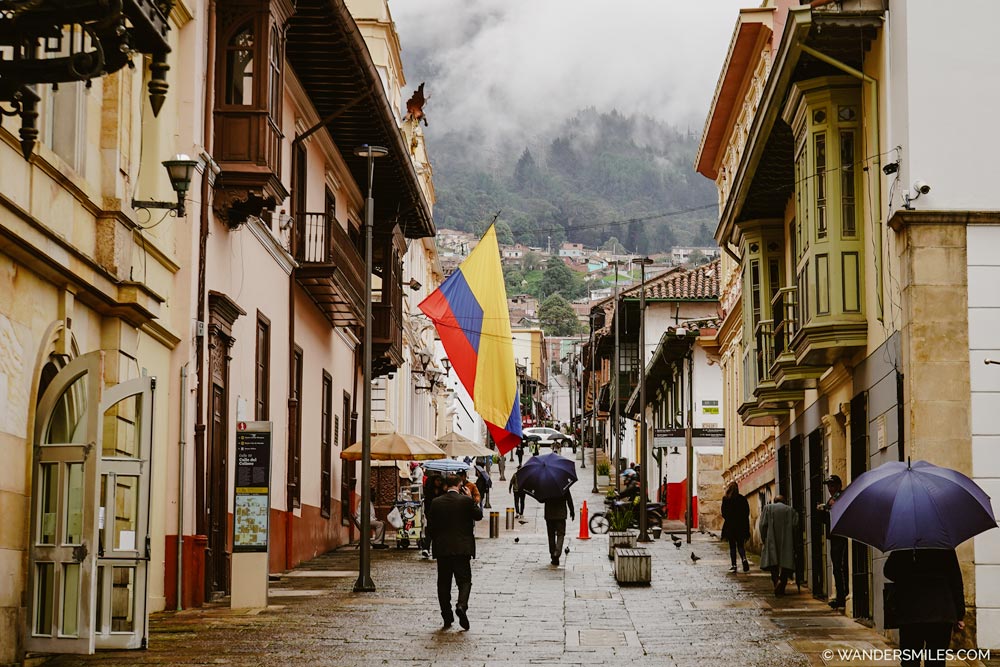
[195,0,217,542]
[798,43,883,322]
[177,365,187,611]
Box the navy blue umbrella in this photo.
[831,460,997,551]
[513,453,577,502]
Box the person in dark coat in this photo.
[421,474,444,558]
[509,469,526,517]
[515,443,524,467]
[543,489,575,566]
[721,482,751,573]
[428,474,483,630]
[816,474,850,608]
[884,548,965,667]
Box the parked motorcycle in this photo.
[589,497,664,534]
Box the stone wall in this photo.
[697,451,724,532]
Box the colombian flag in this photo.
[419,226,522,454]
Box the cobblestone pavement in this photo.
[44,450,978,667]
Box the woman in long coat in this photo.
[759,495,798,595]
[721,482,751,573]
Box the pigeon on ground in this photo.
[518,520,528,525]
[673,541,682,549]
[690,552,701,563]
[708,532,718,538]
[514,537,519,543]
[565,547,570,554]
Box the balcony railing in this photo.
[755,320,774,385]
[771,287,798,362]
[293,213,365,326]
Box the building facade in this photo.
[697,0,1000,646]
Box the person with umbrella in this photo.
[759,495,798,596]
[512,453,579,564]
[544,489,575,566]
[830,460,996,665]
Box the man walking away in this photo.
[817,475,849,608]
[759,495,798,595]
[429,475,483,630]
[544,489,574,566]
[509,469,526,517]
[516,443,524,467]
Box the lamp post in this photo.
[590,312,599,493]
[353,144,388,593]
[637,256,654,543]
[609,259,623,492]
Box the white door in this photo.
[94,376,154,649]
[26,352,105,655]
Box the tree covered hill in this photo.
[429,109,718,253]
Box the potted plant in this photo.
[607,503,638,559]
[596,460,611,487]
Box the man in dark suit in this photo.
[544,489,574,566]
[429,474,483,629]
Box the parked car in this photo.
[522,427,575,451]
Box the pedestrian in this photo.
[421,474,444,558]
[816,474,849,608]
[884,548,965,667]
[428,474,483,630]
[721,482,750,573]
[544,489,575,566]
[474,464,491,509]
[458,469,481,506]
[509,469,526,517]
[759,494,798,595]
[516,443,524,467]
[497,451,507,481]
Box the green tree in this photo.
[538,294,584,336]
[522,250,543,272]
[493,220,514,245]
[504,267,525,292]
[540,256,586,300]
[601,236,626,254]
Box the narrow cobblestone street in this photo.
[44,453,970,667]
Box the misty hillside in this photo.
[425,109,719,253]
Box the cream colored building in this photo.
[698,0,1000,647]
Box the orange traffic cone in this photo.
[578,501,590,540]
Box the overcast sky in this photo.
[391,1,758,140]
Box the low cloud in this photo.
[391,0,757,141]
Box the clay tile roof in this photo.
[621,259,721,301]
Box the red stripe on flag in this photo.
[419,289,478,392]
[487,421,520,456]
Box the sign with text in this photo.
[652,427,725,449]
[233,421,272,553]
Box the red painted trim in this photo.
[420,289,478,391]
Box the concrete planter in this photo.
[597,474,610,487]
[608,529,638,559]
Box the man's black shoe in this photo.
[829,599,846,609]
[551,556,560,566]
[455,607,470,630]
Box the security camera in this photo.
[912,180,931,196]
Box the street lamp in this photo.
[637,256,654,543]
[589,311,599,493]
[608,259,624,492]
[132,154,200,218]
[353,143,388,593]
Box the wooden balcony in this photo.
[371,227,406,378]
[293,213,365,327]
[739,331,799,427]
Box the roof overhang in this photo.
[715,6,883,248]
[695,7,775,180]
[624,327,699,418]
[287,0,435,239]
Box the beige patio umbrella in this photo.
[340,432,446,461]
[435,431,495,458]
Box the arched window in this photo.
[225,23,255,105]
